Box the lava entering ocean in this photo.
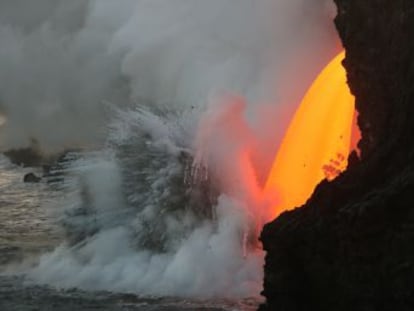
[264,51,357,217]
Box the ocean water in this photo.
[0,151,262,310]
[0,103,266,309]
[0,155,62,265]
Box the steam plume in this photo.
[0,0,337,151]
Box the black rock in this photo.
[23,173,41,183]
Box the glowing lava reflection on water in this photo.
[264,51,357,218]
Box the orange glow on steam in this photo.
[264,51,356,217]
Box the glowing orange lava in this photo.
[264,51,356,217]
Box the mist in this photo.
[0,0,338,151]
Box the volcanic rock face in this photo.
[260,1,414,310]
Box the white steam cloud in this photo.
[30,110,265,298]
[0,0,337,151]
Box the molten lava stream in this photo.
[265,51,356,218]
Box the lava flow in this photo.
[264,51,357,217]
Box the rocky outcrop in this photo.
[260,1,414,310]
[23,173,41,183]
[4,146,44,167]
[3,139,75,172]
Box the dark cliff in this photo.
[260,1,414,310]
